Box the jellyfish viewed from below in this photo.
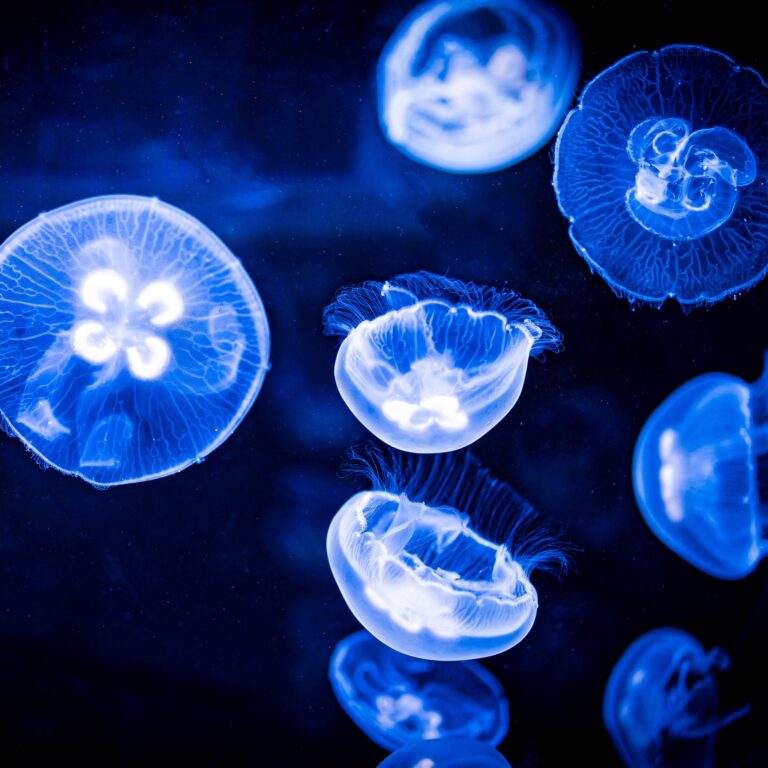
[0,195,270,487]
[633,358,768,579]
[324,272,560,453]
[330,629,509,750]
[327,447,569,661]
[553,45,768,304]
[378,0,580,173]
[378,737,512,768]
[604,628,747,768]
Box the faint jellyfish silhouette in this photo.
[553,45,768,304]
[0,195,270,487]
[378,737,512,768]
[330,629,509,750]
[326,446,569,661]
[604,627,748,768]
[633,358,768,579]
[323,272,560,453]
[378,0,580,173]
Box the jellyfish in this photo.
[603,628,748,768]
[326,446,569,661]
[553,45,768,304]
[633,358,768,579]
[0,195,270,487]
[329,629,509,750]
[377,0,580,173]
[323,272,560,453]
[378,737,512,768]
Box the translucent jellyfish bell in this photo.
[378,737,512,768]
[329,629,509,750]
[0,195,270,487]
[378,0,580,173]
[604,628,747,768]
[327,447,569,661]
[554,45,768,304]
[323,272,560,453]
[633,358,768,579]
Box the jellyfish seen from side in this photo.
[330,629,509,750]
[633,358,768,579]
[553,45,768,304]
[327,446,569,661]
[378,0,580,173]
[323,272,560,453]
[378,737,512,768]
[0,195,270,487]
[604,628,747,768]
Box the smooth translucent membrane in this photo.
[378,737,512,768]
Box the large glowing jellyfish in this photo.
[553,45,768,304]
[323,272,560,453]
[378,0,580,173]
[633,358,768,579]
[378,738,512,768]
[0,195,270,487]
[326,447,569,661]
[604,628,747,768]
[330,629,509,750]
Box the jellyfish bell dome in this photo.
[377,0,580,173]
[554,45,768,304]
[0,195,270,487]
[378,737,513,768]
[324,272,560,454]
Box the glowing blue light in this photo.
[326,447,569,661]
[330,629,509,750]
[0,195,270,487]
[633,358,768,579]
[378,0,580,173]
[604,628,746,768]
[553,45,768,304]
[323,272,560,453]
[378,737,512,768]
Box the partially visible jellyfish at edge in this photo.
[0,195,270,487]
[633,356,768,579]
[323,272,561,454]
[378,0,580,173]
[329,629,509,750]
[326,446,570,661]
[378,737,512,768]
[604,628,748,768]
[553,45,768,304]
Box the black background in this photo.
[0,1,766,765]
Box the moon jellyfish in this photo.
[378,738,512,768]
[326,447,569,661]
[633,358,768,579]
[329,629,509,750]
[553,45,768,304]
[323,272,560,453]
[0,195,270,487]
[377,0,580,173]
[604,628,747,768]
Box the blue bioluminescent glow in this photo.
[553,45,768,305]
[377,0,580,173]
[326,447,569,661]
[604,628,747,768]
[0,195,270,488]
[329,629,509,750]
[323,272,560,453]
[378,737,512,768]
[633,359,768,579]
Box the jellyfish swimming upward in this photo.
[378,738,512,768]
[633,358,768,579]
[324,272,560,453]
[378,0,580,173]
[329,629,509,750]
[554,45,768,304]
[0,195,270,487]
[327,447,569,661]
[604,628,747,768]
